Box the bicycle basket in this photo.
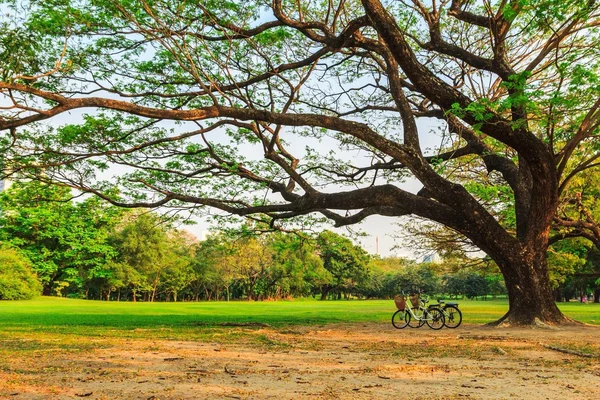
[394,295,406,311]
[409,294,420,308]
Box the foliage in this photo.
[103,212,195,302]
[549,239,600,301]
[0,181,120,295]
[0,245,41,300]
[382,263,440,296]
[316,230,370,299]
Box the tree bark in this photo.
[493,251,570,326]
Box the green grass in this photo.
[0,297,598,340]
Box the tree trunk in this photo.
[594,287,600,303]
[493,252,569,326]
[320,286,330,300]
[247,278,257,301]
[151,277,159,302]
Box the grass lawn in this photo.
[0,297,598,340]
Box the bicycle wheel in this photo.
[425,308,445,330]
[443,305,462,328]
[392,309,409,329]
[407,307,425,328]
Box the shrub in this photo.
[0,246,42,300]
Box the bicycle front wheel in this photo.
[392,309,409,329]
[407,307,425,328]
[443,305,462,328]
[425,308,445,330]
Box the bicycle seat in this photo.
[445,302,458,306]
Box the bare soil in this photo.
[1,323,599,400]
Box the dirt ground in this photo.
[1,323,599,400]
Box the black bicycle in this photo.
[429,299,462,328]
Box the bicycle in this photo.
[428,299,462,328]
[392,292,445,330]
[405,293,441,329]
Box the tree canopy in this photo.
[1,0,600,324]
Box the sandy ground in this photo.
[1,323,599,400]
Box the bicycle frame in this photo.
[404,294,440,323]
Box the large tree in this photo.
[1,0,600,325]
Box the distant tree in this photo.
[109,213,178,302]
[159,230,196,302]
[463,273,490,300]
[231,237,277,301]
[0,245,41,300]
[384,263,440,296]
[442,270,494,300]
[0,181,118,295]
[366,257,415,298]
[192,234,240,301]
[549,241,600,302]
[316,231,370,300]
[442,273,466,299]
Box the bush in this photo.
[0,246,42,300]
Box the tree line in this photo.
[0,181,514,302]
[4,181,598,303]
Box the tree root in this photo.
[540,343,598,359]
[486,313,582,328]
